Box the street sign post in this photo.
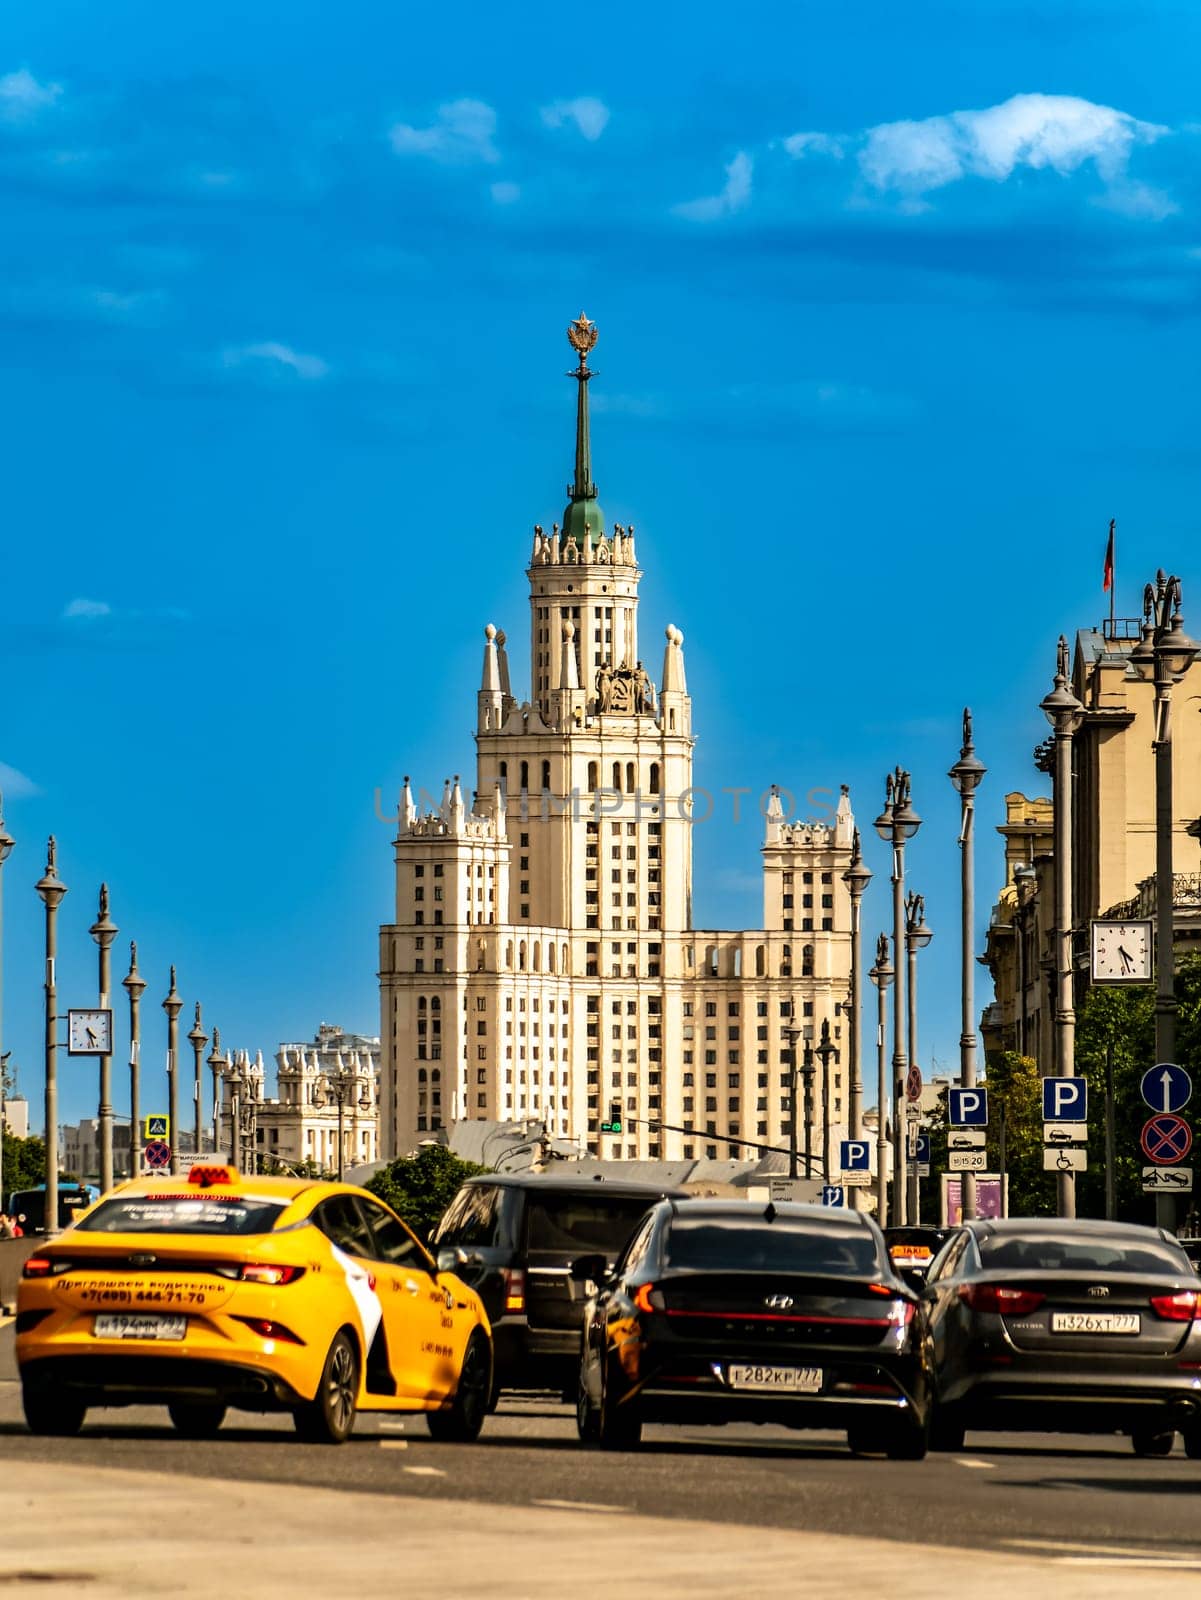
[143,1114,169,1141]
[840,1139,871,1177]
[1044,1147,1087,1173]
[1140,1114,1193,1166]
[143,1139,171,1171]
[1140,1064,1193,1116]
[948,1149,987,1172]
[947,1129,986,1150]
[1142,1166,1193,1194]
[948,1088,988,1127]
[905,1065,922,1103]
[820,1185,845,1208]
[1043,1122,1087,1144]
[1042,1078,1087,1122]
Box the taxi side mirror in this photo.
[437,1246,483,1273]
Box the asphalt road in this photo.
[2,1323,1200,1567]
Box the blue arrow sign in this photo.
[840,1139,871,1173]
[1140,1063,1193,1115]
[1042,1077,1087,1122]
[913,1130,931,1164]
[948,1088,988,1127]
[820,1185,845,1208]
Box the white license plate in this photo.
[728,1364,822,1392]
[1050,1312,1140,1335]
[93,1314,187,1341]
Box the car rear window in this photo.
[666,1217,880,1276]
[433,1184,505,1249]
[979,1234,1190,1275]
[75,1195,287,1236]
[525,1196,657,1260]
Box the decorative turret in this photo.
[658,624,691,737]
[399,775,416,835]
[478,623,504,733]
[561,312,605,547]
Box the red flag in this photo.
[1103,519,1115,593]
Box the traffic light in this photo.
[600,1100,623,1134]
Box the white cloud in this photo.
[782,131,844,161]
[62,597,112,619]
[859,93,1167,196]
[389,99,499,165]
[540,97,610,142]
[0,761,39,800]
[490,180,520,205]
[0,67,62,122]
[223,341,328,380]
[673,150,753,222]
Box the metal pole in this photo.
[1153,663,1177,1233]
[208,1029,224,1155]
[1105,1033,1117,1222]
[843,828,872,1213]
[891,839,907,1227]
[0,796,13,1212]
[802,1044,814,1180]
[870,935,892,1227]
[786,1013,799,1180]
[950,712,985,1221]
[998,1103,1008,1218]
[163,968,183,1176]
[337,1088,345,1183]
[820,1041,831,1185]
[123,943,145,1180]
[35,838,67,1237]
[90,885,117,1193]
[188,1003,208,1161]
[906,931,920,1229]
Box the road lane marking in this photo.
[953,1458,995,1470]
[402,1465,446,1476]
[1054,1558,1201,1571]
[378,1420,407,1431]
[532,1499,627,1514]
[378,1440,409,1450]
[1007,1539,1200,1558]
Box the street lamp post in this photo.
[162,968,183,1177]
[815,1017,839,1187]
[318,1058,370,1182]
[224,1056,243,1168]
[949,709,986,1221]
[842,829,872,1210]
[800,1034,816,1180]
[1040,636,1084,1219]
[207,1028,227,1155]
[903,892,932,1226]
[783,1006,801,1180]
[122,942,146,1179]
[187,1003,208,1160]
[869,933,894,1226]
[35,838,67,1236]
[1130,572,1199,1232]
[0,795,13,1211]
[89,885,118,1193]
[875,770,921,1227]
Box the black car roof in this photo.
[461,1173,688,1198]
[968,1217,1174,1244]
[662,1198,877,1228]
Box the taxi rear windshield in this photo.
[75,1195,287,1236]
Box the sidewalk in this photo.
[0,1460,1170,1598]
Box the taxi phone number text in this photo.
[58,1283,212,1307]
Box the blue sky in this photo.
[2,0,1200,1131]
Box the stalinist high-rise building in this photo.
[379,316,855,1163]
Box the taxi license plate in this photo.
[93,1314,187,1341]
[1050,1312,1140,1335]
[728,1364,821,1392]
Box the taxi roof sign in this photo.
[187,1164,239,1188]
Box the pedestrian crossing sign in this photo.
[144,1114,169,1140]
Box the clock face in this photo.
[67,1008,113,1055]
[1091,920,1153,984]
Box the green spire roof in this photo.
[562,311,604,544]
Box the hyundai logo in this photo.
[1086,1285,1110,1298]
[764,1294,794,1310]
[128,1253,157,1268]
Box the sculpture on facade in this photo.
[596,659,654,715]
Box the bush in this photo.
[365,1145,486,1240]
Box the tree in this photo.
[365,1145,486,1241]
[2,1130,50,1200]
[1073,983,1156,1223]
[982,1052,1057,1216]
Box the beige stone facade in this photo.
[379,324,855,1164]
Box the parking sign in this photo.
[948,1088,988,1127]
[1042,1077,1087,1122]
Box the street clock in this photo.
[67,1008,113,1055]
[1090,919,1153,985]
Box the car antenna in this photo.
[764,1201,777,1223]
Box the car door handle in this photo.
[405,1279,419,1296]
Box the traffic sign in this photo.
[911,1131,931,1164]
[1044,1147,1087,1173]
[1142,1166,1193,1193]
[820,1185,846,1208]
[948,1129,986,1150]
[143,1139,171,1171]
[1140,1064,1193,1116]
[1042,1077,1087,1122]
[840,1139,871,1174]
[1044,1122,1087,1145]
[143,1113,169,1141]
[1141,1114,1193,1166]
[949,1150,987,1172]
[948,1088,988,1127]
[905,1065,923,1103]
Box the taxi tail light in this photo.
[502,1267,525,1315]
[239,1263,305,1286]
[633,1283,665,1315]
[959,1284,1045,1316]
[1150,1291,1201,1322]
[21,1256,72,1278]
[232,1316,305,1344]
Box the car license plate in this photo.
[1050,1312,1140,1335]
[93,1314,187,1341]
[728,1364,821,1392]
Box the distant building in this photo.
[62,1118,134,1182]
[3,1094,29,1139]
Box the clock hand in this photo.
[86,1026,97,1045]
[1118,947,1134,972]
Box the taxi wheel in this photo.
[427,1329,490,1442]
[23,1385,86,1437]
[1131,1427,1175,1458]
[294,1329,359,1445]
[168,1402,226,1439]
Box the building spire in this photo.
[566,312,598,503]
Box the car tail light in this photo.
[1151,1291,1201,1322]
[633,1284,665,1315]
[890,1300,915,1328]
[232,1316,305,1344]
[239,1263,305,1286]
[959,1284,1046,1316]
[502,1267,525,1315]
[21,1256,72,1278]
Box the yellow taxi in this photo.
[16,1165,491,1445]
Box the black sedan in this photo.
[574,1198,930,1458]
[923,1217,1201,1455]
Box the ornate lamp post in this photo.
[35,838,67,1235]
[207,1028,227,1156]
[875,770,921,1227]
[162,967,183,1177]
[89,885,118,1193]
[187,1003,208,1160]
[842,829,872,1210]
[1040,637,1084,1219]
[317,1057,371,1182]
[0,795,13,1211]
[814,1017,839,1186]
[949,709,986,1220]
[903,892,932,1225]
[869,933,894,1225]
[1130,573,1199,1231]
[224,1054,244,1168]
[122,943,146,1179]
[782,1006,802,1180]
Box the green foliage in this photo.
[365,1145,486,1240]
[981,1052,1058,1217]
[2,1130,49,1200]
[1073,984,1157,1223]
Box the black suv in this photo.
[432,1173,683,1401]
